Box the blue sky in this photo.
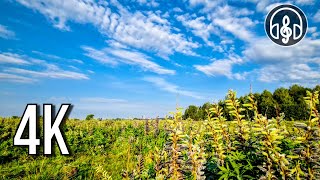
[0,0,320,118]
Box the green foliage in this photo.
[218,151,254,180]
[259,90,277,118]
[1,88,320,179]
[0,118,167,179]
[183,103,213,121]
[183,85,320,121]
[85,114,95,120]
[184,105,199,120]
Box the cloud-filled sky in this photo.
[0,0,320,118]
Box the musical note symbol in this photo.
[280,15,292,44]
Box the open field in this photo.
[1,0,320,179]
[1,90,320,179]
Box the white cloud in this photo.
[188,0,222,11]
[68,65,79,70]
[249,0,311,13]
[213,5,254,17]
[213,17,256,41]
[308,27,317,33]
[105,39,128,49]
[0,53,89,82]
[0,52,30,65]
[259,63,320,85]
[143,76,204,99]
[82,46,175,75]
[194,55,246,80]
[31,50,61,60]
[174,4,257,79]
[83,46,118,65]
[176,14,221,50]
[247,0,272,12]
[173,62,183,68]
[0,72,36,83]
[145,11,169,25]
[133,0,159,7]
[12,0,320,86]
[314,10,320,22]
[210,5,256,41]
[243,38,320,64]
[243,37,320,84]
[72,59,84,64]
[32,50,85,64]
[16,0,199,58]
[173,7,183,13]
[248,0,292,13]
[5,67,89,80]
[308,27,319,38]
[264,3,285,13]
[256,0,271,12]
[0,25,15,39]
[110,49,175,75]
[177,4,255,50]
[295,0,314,5]
[87,70,95,74]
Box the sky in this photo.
[0,0,320,119]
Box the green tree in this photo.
[273,88,295,119]
[314,85,320,92]
[183,105,199,120]
[196,108,204,120]
[199,102,213,120]
[289,84,311,103]
[259,90,277,118]
[288,85,309,120]
[85,114,95,120]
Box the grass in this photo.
[0,90,320,179]
[1,119,166,179]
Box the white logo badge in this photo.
[265,4,307,46]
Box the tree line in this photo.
[183,84,320,121]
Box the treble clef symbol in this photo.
[280,15,292,44]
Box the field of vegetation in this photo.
[1,86,320,179]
